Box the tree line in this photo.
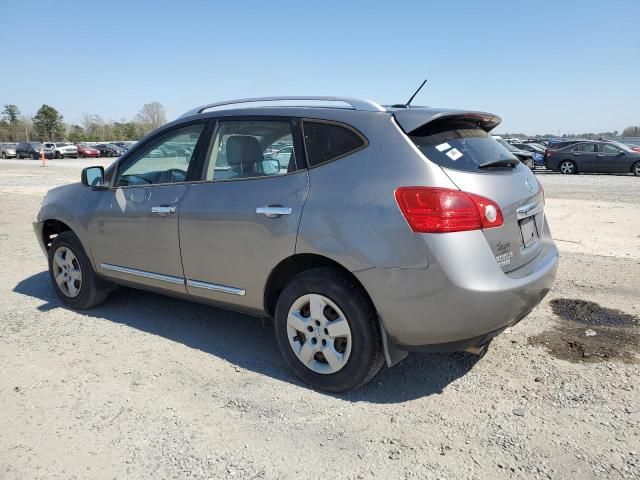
[0,102,167,143]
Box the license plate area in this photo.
[519,216,539,248]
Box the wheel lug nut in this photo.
[324,328,329,335]
[311,338,317,345]
[307,326,313,332]
[322,339,326,346]
[315,320,320,326]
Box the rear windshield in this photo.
[408,119,517,172]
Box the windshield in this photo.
[610,141,633,152]
[409,120,517,172]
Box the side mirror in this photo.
[81,166,105,187]
[617,150,625,156]
[261,158,281,174]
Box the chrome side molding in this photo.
[100,264,246,296]
[186,279,246,296]
[100,263,185,285]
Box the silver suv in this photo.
[34,97,558,392]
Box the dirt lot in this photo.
[0,159,638,480]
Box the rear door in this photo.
[571,142,599,171]
[404,117,544,272]
[179,117,309,312]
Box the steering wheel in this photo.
[164,168,187,183]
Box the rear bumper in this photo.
[355,220,558,352]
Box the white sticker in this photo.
[435,142,451,152]
[446,148,463,161]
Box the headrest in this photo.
[226,135,263,167]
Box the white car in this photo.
[44,142,78,159]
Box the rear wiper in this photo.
[479,158,519,169]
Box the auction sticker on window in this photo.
[435,142,451,152]
[446,148,463,161]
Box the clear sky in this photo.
[1,0,638,134]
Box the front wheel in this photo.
[559,160,577,174]
[633,161,640,177]
[274,267,384,392]
[48,231,112,309]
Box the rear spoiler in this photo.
[392,108,502,134]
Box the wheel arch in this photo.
[263,253,406,367]
[41,219,73,252]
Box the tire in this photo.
[78,152,84,158]
[55,151,62,159]
[1,152,5,159]
[559,160,577,174]
[633,161,640,177]
[16,152,21,159]
[32,152,38,160]
[48,231,112,309]
[274,267,384,392]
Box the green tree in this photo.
[68,125,86,143]
[2,105,22,141]
[32,105,65,141]
[2,104,20,124]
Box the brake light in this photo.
[394,187,503,233]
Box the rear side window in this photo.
[303,121,365,167]
[408,119,516,172]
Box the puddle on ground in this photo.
[528,298,639,364]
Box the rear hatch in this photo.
[397,111,544,273]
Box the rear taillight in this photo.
[394,187,503,233]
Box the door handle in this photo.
[256,206,292,218]
[151,205,177,216]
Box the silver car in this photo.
[34,96,558,392]
[1,143,17,158]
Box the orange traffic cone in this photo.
[40,148,46,167]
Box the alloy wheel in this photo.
[52,246,83,298]
[560,161,575,174]
[287,293,352,374]
[634,162,640,176]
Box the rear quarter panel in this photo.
[296,113,457,271]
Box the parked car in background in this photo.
[44,142,78,159]
[495,138,535,168]
[1,143,17,158]
[33,96,558,392]
[76,144,101,158]
[94,143,125,157]
[16,142,55,159]
[112,141,136,151]
[546,141,640,175]
[509,141,546,167]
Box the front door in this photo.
[179,117,309,312]
[88,122,206,294]
[596,143,628,173]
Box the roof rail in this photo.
[178,96,386,118]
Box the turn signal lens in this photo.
[394,187,503,233]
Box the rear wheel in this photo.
[559,160,576,174]
[48,231,112,309]
[274,267,384,392]
[633,161,640,177]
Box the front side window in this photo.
[601,144,621,154]
[115,123,203,187]
[303,121,365,167]
[203,120,297,181]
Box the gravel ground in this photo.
[0,160,638,480]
